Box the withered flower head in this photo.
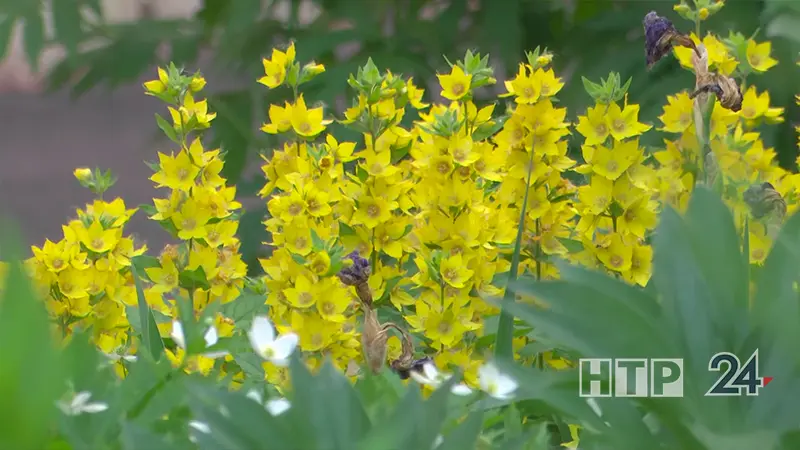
[643,11,697,69]
[337,251,371,286]
[392,356,433,380]
[744,182,786,220]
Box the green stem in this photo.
[494,139,537,359]
[534,219,542,281]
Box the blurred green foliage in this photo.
[2,0,799,272]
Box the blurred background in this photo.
[0,0,798,273]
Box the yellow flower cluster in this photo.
[143,69,247,376]
[26,197,146,354]
[17,1,797,399]
[659,25,792,265]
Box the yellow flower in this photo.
[596,233,633,273]
[145,257,179,293]
[590,139,640,181]
[575,104,610,146]
[605,101,652,141]
[439,254,474,289]
[746,39,778,73]
[258,42,296,88]
[261,102,293,134]
[150,151,200,192]
[437,65,472,101]
[658,92,694,134]
[406,78,429,109]
[505,63,540,104]
[352,196,395,229]
[77,220,121,254]
[73,168,92,183]
[143,67,169,94]
[290,95,330,138]
[171,198,212,240]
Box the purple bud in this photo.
[337,251,371,286]
[643,11,680,68]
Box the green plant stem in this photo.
[534,219,542,281]
[127,362,186,419]
[494,140,536,358]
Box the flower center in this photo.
[181,218,197,230]
[679,113,691,126]
[288,202,303,216]
[609,254,623,268]
[91,238,104,250]
[437,161,451,174]
[742,106,756,118]
[52,258,64,270]
[540,84,550,96]
[443,268,457,281]
[438,321,451,334]
[367,204,380,218]
[294,237,308,250]
[613,119,626,133]
[595,123,607,136]
[523,87,535,98]
[177,168,190,180]
[298,292,313,305]
[451,83,465,96]
[370,163,384,174]
[322,302,335,314]
[298,122,312,134]
[606,160,619,174]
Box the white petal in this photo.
[219,405,231,418]
[122,355,138,362]
[203,350,229,359]
[103,352,121,362]
[270,357,290,367]
[245,389,263,404]
[587,398,603,417]
[71,391,92,408]
[81,402,109,413]
[496,373,518,395]
[57,400,75,415]
[248,316,276,354]
[171,321,186,349]
[450,383,473,396]
[203,326,219,347]
[269,333,299,361]
[478,361,501,391]
[410,370,437,386]
[265,398,291,416]
[421,362,440,381]
[189,420,211,434]
[432,434,444,449]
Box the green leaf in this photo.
[684,188,749,347]
[0,16,15,62]
[437,410,483,450]
[187,380,297,450]
[155,113,180,144]
[51,0,82,60]
[289,357,371,449]
[131,265,165,361]
[22,8,44,72]
[0,224,63,450]
[221,292,268,325]
[121,422,183,450]
[472,115,509,141]
[179,266,211,291]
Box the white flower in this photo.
[478,362,517,400]
[188,420,211,443]
[409,362,473,396]
[248,316,298,366]
[432,434,444,448]
[57,391,109,416]
[188,420,211,434]
[586,398,603,417]
[101,350,137,365]
[171,321,229,359]
[245,389,292,416]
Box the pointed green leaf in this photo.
[131,265,165,361]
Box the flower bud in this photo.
[73,168,93,183]
[673,4,693,20]
[337,251,373,306]
[698,7,709,20]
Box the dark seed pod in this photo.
[643,11,698,69]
